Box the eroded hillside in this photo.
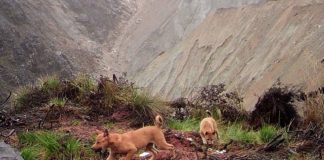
[131,0,324,110]
[1,0,323,111]
[0,0,137,98]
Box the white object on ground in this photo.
[215,149,226,154]
[139,152,151,159]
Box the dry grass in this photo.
[303,94,324,127]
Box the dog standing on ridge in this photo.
[199,110,219,145]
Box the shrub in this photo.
[191,84,247,122]
[250,84,300,128]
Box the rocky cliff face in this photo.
[0,0,137,98]
[130,0,324,110]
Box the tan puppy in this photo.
[199,110,219,145]
[91,115,174,160]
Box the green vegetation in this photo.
[38,75,60,93]
[219,123,260,144]
[167,118,200,131]
[73,74,96,94]
[258,124,278,143]
[130,90,155,117]
[20,146,39,160]
[219,123,279,144]
[18,131,87,160]
[166,118,279,144]
[13,86,31,110]
[49,97,66,107]
[100,80,118,107]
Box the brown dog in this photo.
[199,110,219,145]
[92,115,174,160]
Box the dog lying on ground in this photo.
[92,115,174,160]
[199,110,219,145]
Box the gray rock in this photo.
[0,141,23,160]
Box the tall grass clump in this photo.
[98,79,118,107]
[167,118,200,131]
[258,124,278,143]
[130,90,154,115]
[63,137,81,159]
[38,75,60,94]
[13,86,49,112]
[73,74,96,94]
[49,97,66,107]
[219,123,259,144]
[20,146,40,160]
[35,132,61,159]
[303,94,324,127]
[126,89,164,126]
[13,86,31,110]
[18,131,83,160]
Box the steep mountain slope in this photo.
[132,0,324,110]
[0,0,137,98]
[111,0,264,75]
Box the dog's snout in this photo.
[91,146,102,153]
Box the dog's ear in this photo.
[103,129,109,137]
[95,129,102,135]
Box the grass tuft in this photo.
[18,131,84,159]
[219,123,259,144]
[167,118,200,131]
[13,86,31,110]
[303,94,324,127]
[131,90,154,114]
[73,74,96,94]
[49,97,66,107]
[38,75,60,93]
[63,137,81,159]
[20,146,40,160]
[259,124,278,143]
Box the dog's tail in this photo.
[154,115,163,128]
[206,110,212,117]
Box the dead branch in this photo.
[0,92,11,107]
[0,129,15,137]
[262,134,285,151]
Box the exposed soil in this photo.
[1,79,323,159]
[2,105,322,160]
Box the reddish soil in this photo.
[1,105,323,160]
